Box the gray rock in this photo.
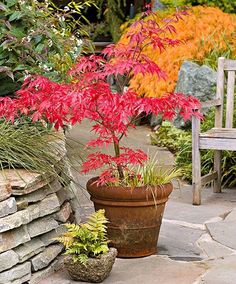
[39,225,67,246]
[29,193,60,220]
[54,202,72,223]
[0,261,31,284]
[27,217,59,238]
[0,169,54,196]
[8,273,31,284]
[175,61,217,100]
[14,238,45,263]
[38,193,60,216]
[56,187,73,206]
[0,225,31,253]
[0,209,30,233]
[174,61,217,128]
[0,197,17,218]
[0,250,19,272]
[64,248,117,283]
[0,183,12,202]
[16,178,62,204]
[30,258,63,284]
[31,244,63,272]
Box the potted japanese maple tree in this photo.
[0,5,201,257]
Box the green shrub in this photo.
[82,21,112,41]
[195,35,236,70]
[151,110,236,187]
[161,0,236,13]
[0,0,92,96]
[57,209,109,265]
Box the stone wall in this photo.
[0,136,74,284]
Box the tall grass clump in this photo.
[0,119,70,184]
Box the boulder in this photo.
[173,60,217,128]
[175,61,217,101]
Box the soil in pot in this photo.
[87,178,173,258]
[64,248,117,283]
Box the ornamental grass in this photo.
[120,6,236,97]
[0,119,70,184]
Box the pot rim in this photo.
[86,177,173,204]
[87,176,172,191]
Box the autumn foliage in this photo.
[0,6,201,185]
[121,6,236,97]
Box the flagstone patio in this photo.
[39,123,236,284]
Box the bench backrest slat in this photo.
[225,71,236,128]
[214,57,236,129]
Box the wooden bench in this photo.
[192,57,236,205]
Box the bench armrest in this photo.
[201,99,222,108]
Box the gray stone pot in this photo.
[64,248,117,283]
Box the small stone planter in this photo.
[64,248,117,283]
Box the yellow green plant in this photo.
[57,209,109,265]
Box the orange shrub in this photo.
[120,6,236,97]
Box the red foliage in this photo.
[0,7,201,185]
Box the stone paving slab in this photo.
[158,221,203,258]
[164,186,236,224]
[42,123,236,284]
[196,233,235,260]
[199,255,236,284]
[205,207,236,250]
[38,255,207,284]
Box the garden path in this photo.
[40,122,236,284]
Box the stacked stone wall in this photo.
[0,138,74,284]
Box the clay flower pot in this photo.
[64,248,117,283]
[87,177,173,258]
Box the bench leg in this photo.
[192,147,201,205]
[213,150,221,193]
[192,116,201,205]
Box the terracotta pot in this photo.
[87,177,173,258]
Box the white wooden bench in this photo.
[192,57,236,205]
